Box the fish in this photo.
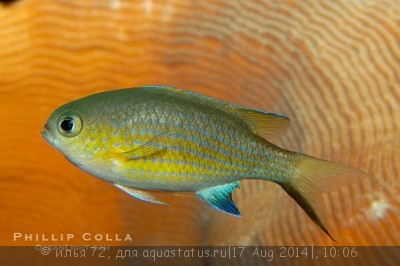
[41,86,378,240]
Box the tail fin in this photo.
[280,154,381,242]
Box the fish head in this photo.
[41,89,153,185]
[42,108,85,163]
[41,99,106,171]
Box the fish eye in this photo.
[57,114,82,137]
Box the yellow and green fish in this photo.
[42,86,376,240]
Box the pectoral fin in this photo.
[114,136,166,161]
[196,181,241,216]
[115,184,167,205]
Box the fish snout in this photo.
[41,123,54,145]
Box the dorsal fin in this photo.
[144,86,290,142]
[234,108,290,142]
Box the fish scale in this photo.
[107,99,290,190]
[42,86,379,241]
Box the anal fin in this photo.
[196,181,241,216]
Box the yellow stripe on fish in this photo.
[42,86,380,242]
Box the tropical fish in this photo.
[41,86,377,240]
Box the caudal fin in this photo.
[280,154,381,242]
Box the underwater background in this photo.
[0,0,399,265]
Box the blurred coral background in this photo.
[0,0,399,264]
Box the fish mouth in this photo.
[41,123,55,146]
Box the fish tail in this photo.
[280,154,381,242]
